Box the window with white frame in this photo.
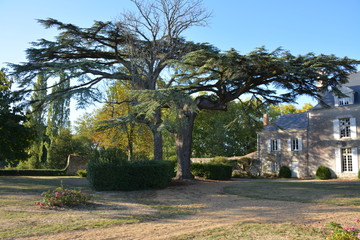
[334,117,356,139]
[341,148,353,172]
[335,147,358,173]
[271,161,279,172]
[340,118,351,138]
[289,138,302,151]
[339,97,350,106]
[271,139,279,151]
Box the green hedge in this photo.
[0,169,66,176]
[316,166,332,180]
[278,166,292,178]
[191,162,232,180]
[87,160,174,191]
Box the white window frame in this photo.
[268,139,281,152]
[338,97,350,106]
[271,161,279,172]
[288,138,302,151]
[340,118,351,138]
[335,147,359,173]
[333,117,357,139]
[341,148,353,172]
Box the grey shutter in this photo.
[335,148,342,173]
[350,117,357,139]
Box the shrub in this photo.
[36,185,92,208]
[77,169,87,177]
[326,219,360,240]
[191,162,232,180]
[278,166,292,178]
[0,169,65,176]
[87,160,174,191]
[358,169,360,180]
[90,148,128,164]
[164,159,177,178]
[316,166,332,180]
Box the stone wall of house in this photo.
[258,129,308,178]
[65,155,88,176]
[308,105,360,178]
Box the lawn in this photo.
[224,179,360,205]
[0,177,358,239]
[0,176,194,239]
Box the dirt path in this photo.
[18,179,360,240]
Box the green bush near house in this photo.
[191,162,232,180]
[316,166,332,180]
[358,169,360,180]
[87,160,174,191]
[278,166,292,178]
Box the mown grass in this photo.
[224,180,360,205]
[171,222,327,240]
[0,176,197,239]
[1,177,357,239]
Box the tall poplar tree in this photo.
[26,73,47,168]
[45,72,71,168]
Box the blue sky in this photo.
[1,0,359,119]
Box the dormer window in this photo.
[334,86,354,107]
[338,97,350,106]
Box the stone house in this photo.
[258,71,360,178]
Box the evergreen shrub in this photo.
[87,160,174,191]
[278,166,292,178]
[191,162,232,180]
[0,169,65,176]
[316,166,332,180]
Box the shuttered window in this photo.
[333,118,357,139]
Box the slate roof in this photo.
[261,72,360,132]
[262,112,309,131]
[312,71,360,110]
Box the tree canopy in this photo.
[0,70,34,163]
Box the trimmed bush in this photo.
[191,162,232,180]
[0,169,66,176]
[87,160,174,191]
[278,166,292,178]
[76,169,87,177]
[164,159,177,178]
[316,166,332,180]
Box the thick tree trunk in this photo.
[153,130,163,160]
[152,109,163,161]
[174,108,197,179]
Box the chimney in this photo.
[263,114,269,126]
